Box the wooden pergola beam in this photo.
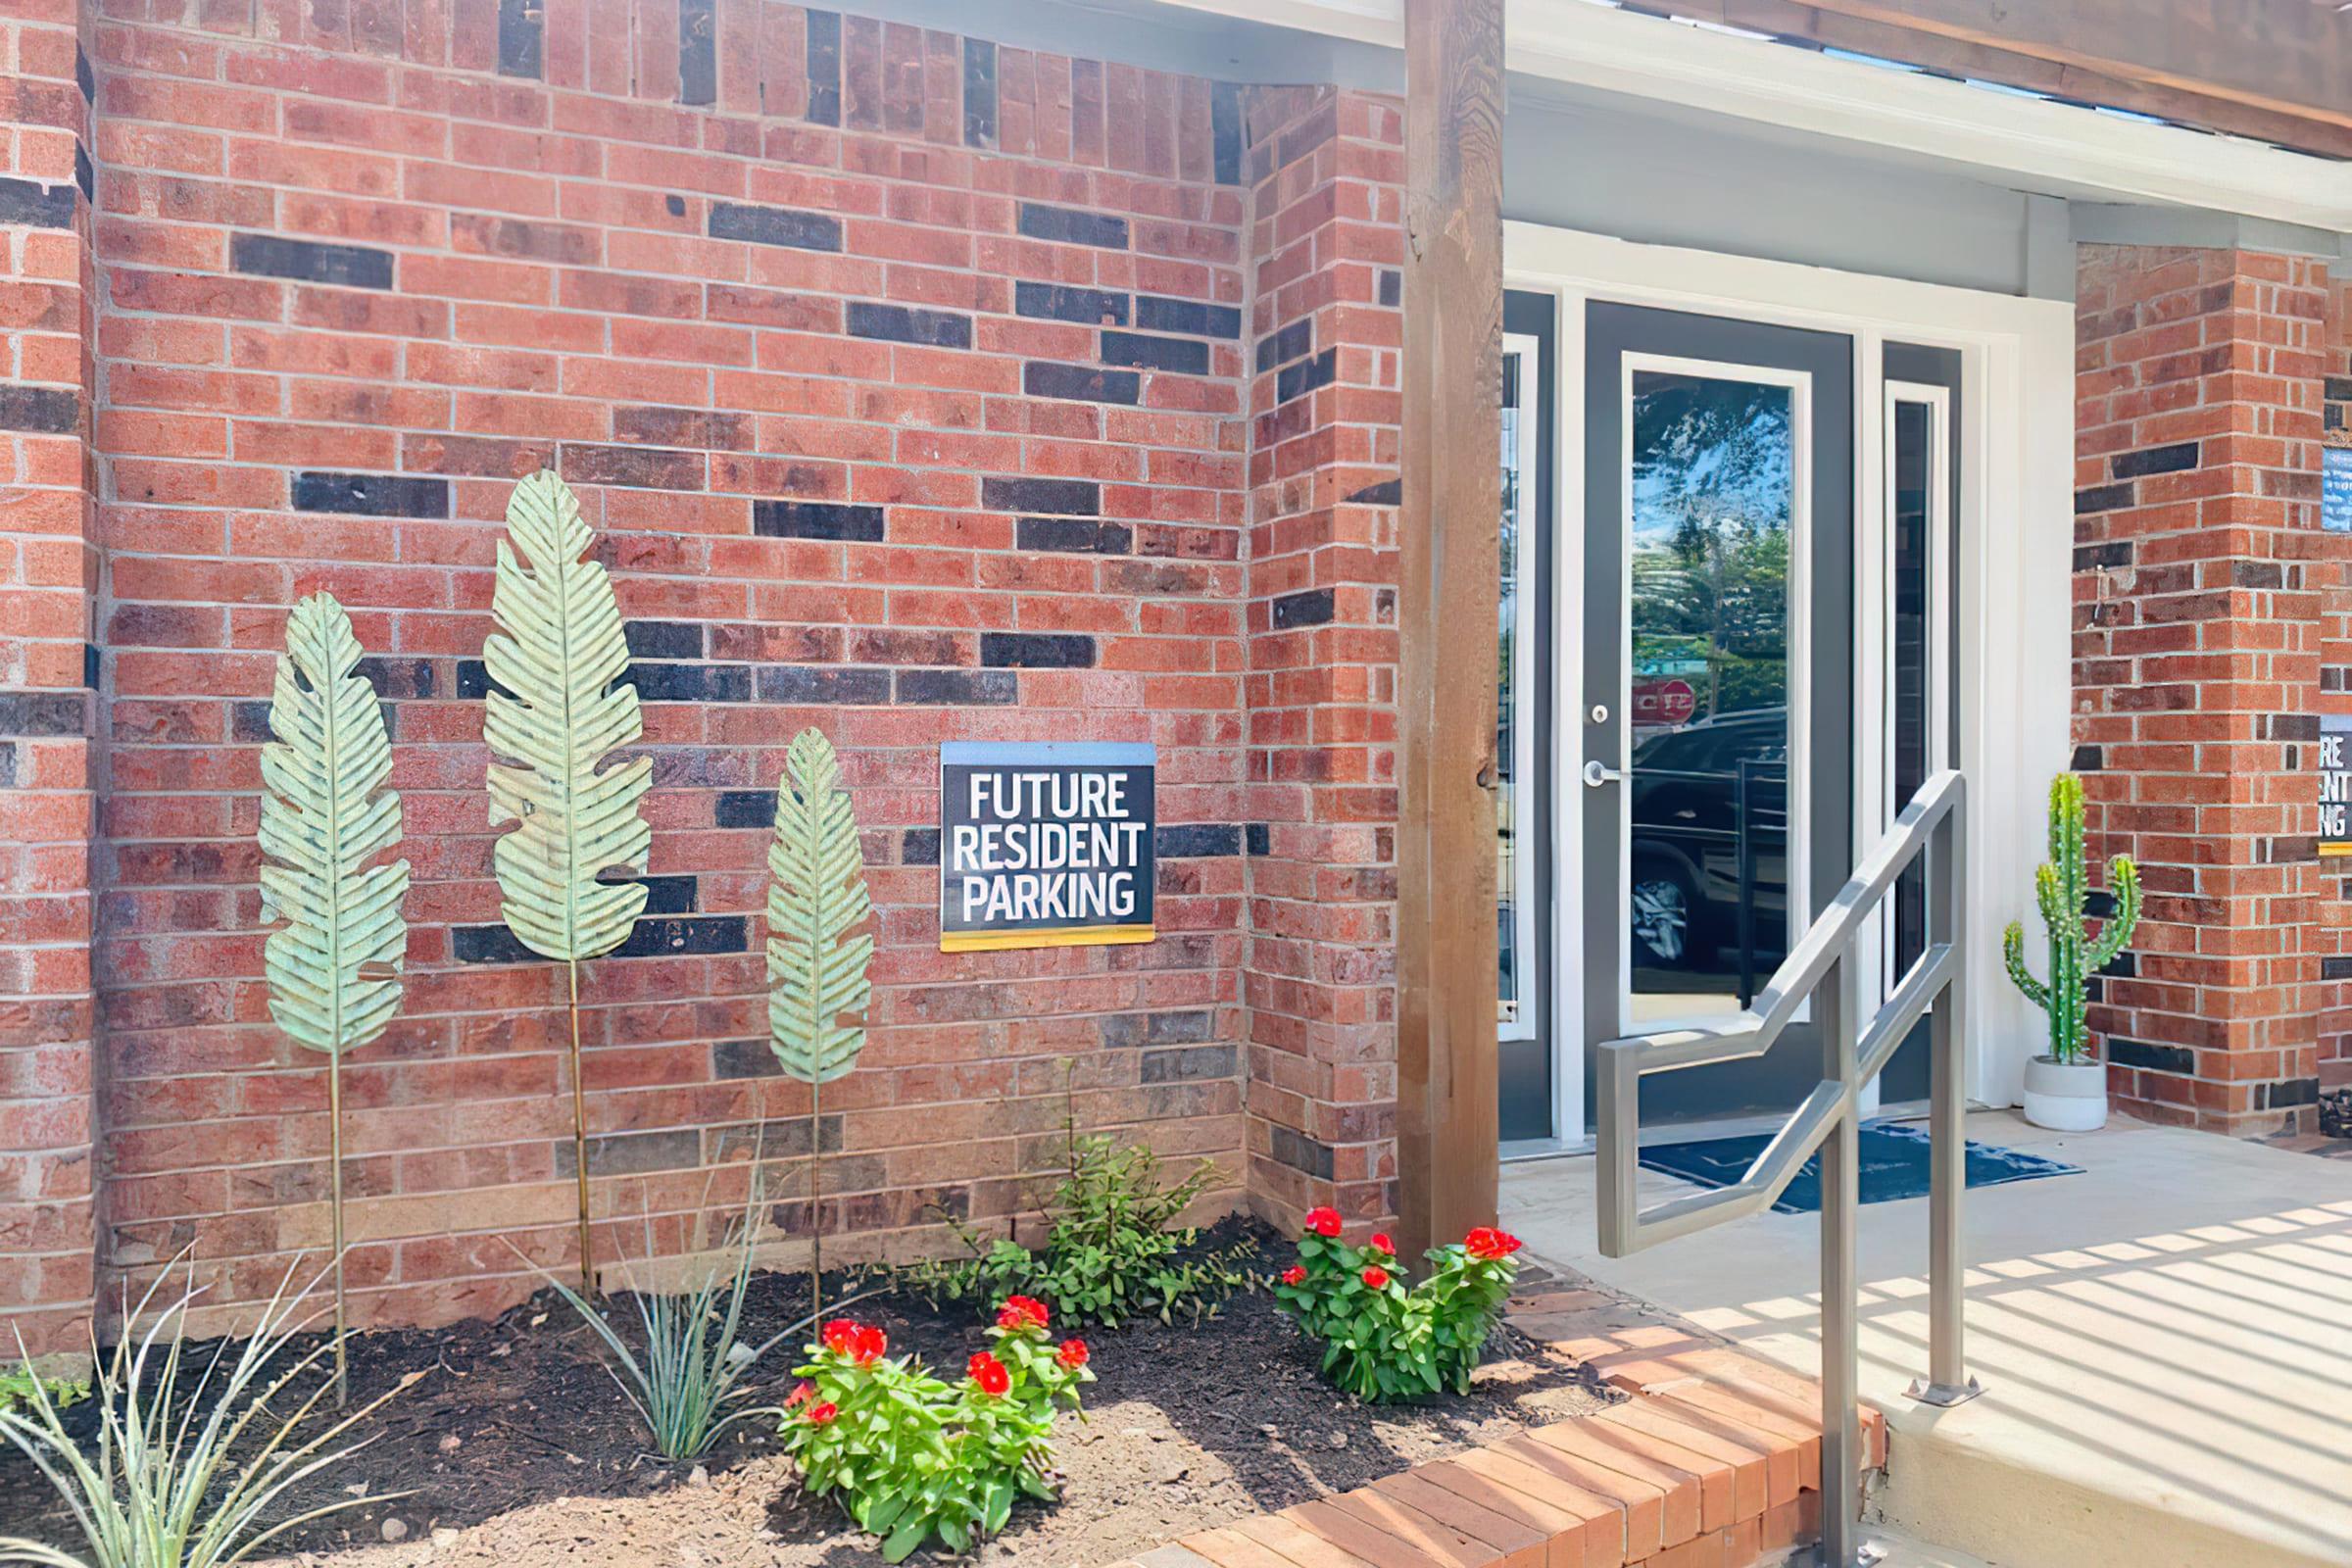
[1396,0,1503,1259]
[1675,0,2352,158]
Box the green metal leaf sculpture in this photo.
[483,470,654,1294]
[258,591,410,1402]
[764,728,874,1312]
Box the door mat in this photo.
[1636,1120,2082,1214]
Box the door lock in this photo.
[1582,760,1622,788]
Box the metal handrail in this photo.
[1595,767,1979,1568]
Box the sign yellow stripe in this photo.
[940,924,1155,953]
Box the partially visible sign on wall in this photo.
[2324,447,2352,535]
[2323,717,2352,858]
[939,742,1156,952]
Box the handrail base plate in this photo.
[1906,1375,1985,1408]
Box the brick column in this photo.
[0,0,100,1351]
[2074,244,2328,1135]
[1240,86,1407,1227]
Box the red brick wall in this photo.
[0,0,102,1355]
[2073,244,2330,1135]
[0,0,1359,1343]
[1239,86,1405,1229]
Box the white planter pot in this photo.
[2022,1054,2107,1132]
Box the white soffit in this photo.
[1151,0,2352,235]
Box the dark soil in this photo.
[0,1220,1611,1567]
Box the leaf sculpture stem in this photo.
[483,471,653,1298]
[259,592,409,1407]
[764,730,874,1325]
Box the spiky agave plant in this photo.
[257,592,410,1403]
[763,729,874,1317]
[0,1257,415,1568]
[482,470,653,1297]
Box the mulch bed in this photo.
[0,1219,1613,1567]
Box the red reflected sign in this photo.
[1633,678,1696,728]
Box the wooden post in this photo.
[1396,0,1503,1260]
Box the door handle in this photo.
[1582,760,1621,788]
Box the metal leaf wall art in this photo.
[482,469,654,1295]
[764,728,874,1312]
[259,590,411,1401]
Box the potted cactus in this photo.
[2002,773,2139,1131]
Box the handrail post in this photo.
[1817,948,1863,1565]
[1911,783,1983,1407]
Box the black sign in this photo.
[2324,717,2352,858]
[939,742,1155,952]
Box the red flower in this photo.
[1368,1232,1396,1255]
[820,1319,858,1354]
[1303,1206,1343,1238]
[805,1400,838,1426]
[1464,1227,1524,1261]
[849,1324,888,1365]
[967,1351,1010,1396]
[997,1295,1051,1332]
[1361,1265,1391,1290]
[786,1380,816,1408]
[1057,1338,1090,1369]
[1281,1264,1307,1287]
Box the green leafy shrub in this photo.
[1272,1211,1523,1402]
[777,1297,1094,1561]
[0,1365,86,1420]
[0,1259,412,1568]
[879,1132,1257,1327]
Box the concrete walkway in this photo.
[1502,1111,2352,1568]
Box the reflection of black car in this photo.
[1628,709,1787,971]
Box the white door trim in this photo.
[1509,222,2071,1133]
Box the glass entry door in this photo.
[1581,303,1855,1125]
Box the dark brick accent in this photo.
[1016,202,1128,249]
[625,873,700,914]
[613,914,750,957]
[1015,281,1128,326]
[0,742,14,788]
[624,620,705,661]
[1101,330,1207,374]
[497,0,542,76]
[2071,744,2103,771]
[614,406,752,449]
[961,37,996,148]
[1156,823,1241,858]
[452,924,537,963]
[0,385,77,434]
[2261,712,2320,742]
[715,789,772,828]
[455,659,515,702]
[2111,441,2199,480]
[1141,1044,1236,1084]
[628,662,754,702]
[2327,375,2352,403]
[1272,588,1336,629]
[2233,561,2283,591]
[805,9,841,125]
[1018,516,1130,554]
[1379,268,1401,307]
[560,443,705,490]
[901,827,940,865]
[754,499,885,541]
[2261,1076,2320,1109]
[0,177,74,228]
[979,631,1094,668]
[1270,1126,1335,1181]
[677,0,715,104]
[1210,81,1243,185]
[896,668,1015,705]
[1024,361,1140,405]
[230,701,272,743]
[982,476,1097,515]
[1246,822,1271,857]
[357,657,434,700]
[847,301,972,348]
[1134,296,1241,340]
[710,202,844,253]
[2074,541,2132,571]
[230,233,394,289]
[554,1128,702,1178]
[713,1038,783,1079]
[292,471,450,518]
[1277,347,1338,404]
[2075,481,2134,514]
[1101,1009,1213,1048]
[2325,956,2352,982]
[1347,478,1401,507]
[0,691,86,738]
[1255,318,1311,372]
[757,665,892,704]
[2107,1038,2194,1076]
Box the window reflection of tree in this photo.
[1630,375,1793,725]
